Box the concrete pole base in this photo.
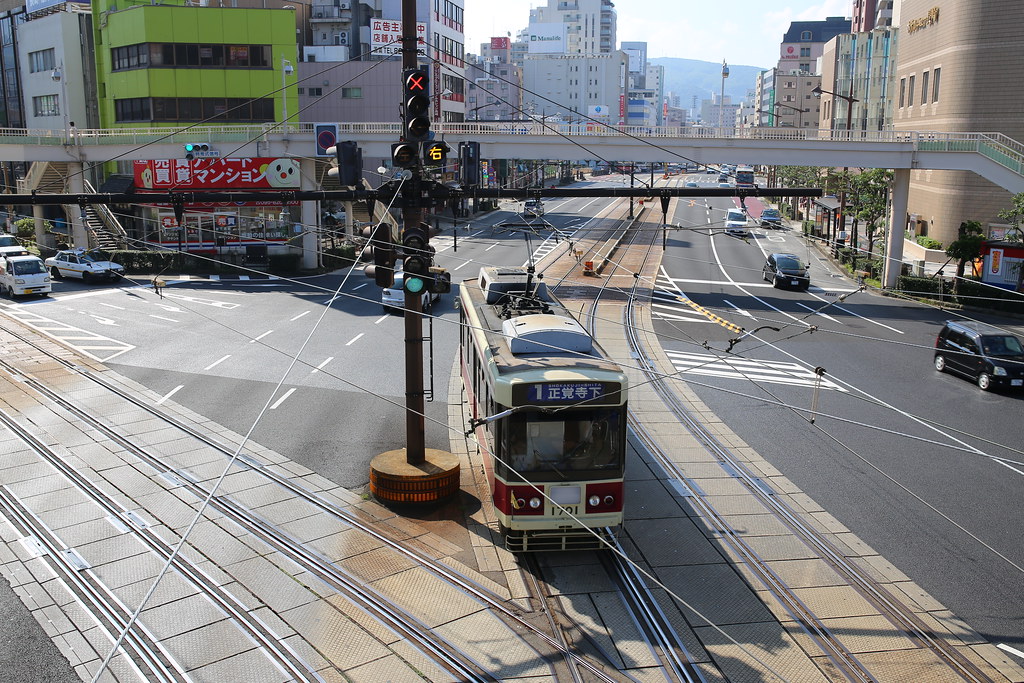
[369,448,460,506]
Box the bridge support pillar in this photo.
[883,168,910,288]
[300,157,317,270]
[67,162,88,248]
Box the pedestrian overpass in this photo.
[2,122,1023,288]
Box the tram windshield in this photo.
[501,408,623,480]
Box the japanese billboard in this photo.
[370,18,427,57]
[528,23,566,54]
[133,158,301,191]
[490,37,510,50]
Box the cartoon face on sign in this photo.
[140,167,154,189]
[262,158,300,188]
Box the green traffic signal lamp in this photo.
[403,274,427,294]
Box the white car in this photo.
[724,208,751,237]
[382,272,440,314]
[45,249,125,282]
[523,199,544,218]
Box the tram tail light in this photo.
[494,481,544,516]
[586,482,623,512]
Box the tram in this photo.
[459,266,628,551]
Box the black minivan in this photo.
[933,320,1024,391]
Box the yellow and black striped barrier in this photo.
[675,295,744,334]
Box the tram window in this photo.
[503,409,622,477]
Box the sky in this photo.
[464,0,852,69]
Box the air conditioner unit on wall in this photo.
[315,11,323,17]
[335,32,349,45]
[338,2,350,9]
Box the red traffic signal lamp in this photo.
[403,69,431,143]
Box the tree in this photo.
[996,192,1024,291]
[945,220,985,288]
[850,168,893,259]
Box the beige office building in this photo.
[892,0,1024,245]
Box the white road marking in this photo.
[290,310,311,321]
[665,350,846,391]
[155,385,183,405]
[375,314,391,324]
[250,330,273,343]
[148,315,179,322]
[85,314,118,326]
[163,293,241,309]
[998,643,1024,660]
[269,388,295,409]
[204,355,231,371]
[346,333,364,346]
[453,260,473,270]
[795,302,844,324]
[98,302,125,310]
[722,299,756,319]
[311,356,334,373]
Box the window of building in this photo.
[33,94,59,117]
[907,75,915,106]
[921,71,929,105]
[28,48,55,74]
[932,67,941,102]
[115,97,274,122]
[114,43,270,70]
[899,77,905,108]
[297,88,305,95]
[341,87,362,98]
[307,87,322,97]
[800,31,812,40]
[800,47,810,57]
[799,63,810,72]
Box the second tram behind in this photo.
[459,266,628,552]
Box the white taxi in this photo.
[45,249,125,283]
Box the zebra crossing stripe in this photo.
[665,350,846,391]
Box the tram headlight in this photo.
[603,495,615,506]
[588,495,601,507]
[528,497,542,509]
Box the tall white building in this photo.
[527,0,617,55]
[521,52,628,125]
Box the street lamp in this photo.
[773,101,807,129]
[281,58,294,125]
[812,84,858,136]
[50,63,70,142]
[719,60,729,132]
[812,84,860,251]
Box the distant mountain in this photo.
[651,57,768,116]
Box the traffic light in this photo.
[392,142,419,169]
[459,141,480,185]
[362,223,396,288]
[428,267,451,294]
[400,222,432,295]
[402,69,431,143]
[424,141,449,166]
[184,143,210,160]
[327,141,362,186]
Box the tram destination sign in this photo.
[516,381,622,406]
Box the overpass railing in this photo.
[0,123,1021,179]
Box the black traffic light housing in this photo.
[400,221,434,295]
[402,69,431,143]
[428,267,451,294]
[392,142,419,169]
[362,223,396,288]
[327,141,362,186]
[184,143,210,160]
[424,141,450,166]
[459,141,480,185]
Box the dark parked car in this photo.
[762,253,810,290]
[934,320,1024,391]
[760,208,783,228]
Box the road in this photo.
[653,172,1024,652]
[5,172,1023,662]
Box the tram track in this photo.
[0,319,629,681]
[596,218,992,681]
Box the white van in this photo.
[0,254,52,297]
[724,208,750,237]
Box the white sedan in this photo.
[45,249,125,282]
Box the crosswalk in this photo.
[0,306,135,362]
[664,349,846,391]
